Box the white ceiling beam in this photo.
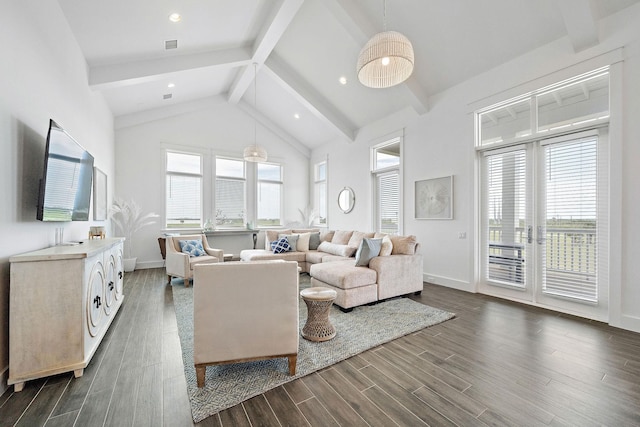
[264,56,356,142]
[89,48,251,90]
[228,0,305,105]
[559,0,599,53]
[322,0,428,115]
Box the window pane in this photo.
[316,162,326,181]
[257,163,281,181]
[537,72,609,132]
[374,141,400,170]
[166,175,201,228]
[216,157,244,178]
[257,182,281,226]
[316,181,327,224]
[167,152,200,174]
[215,178,245,227]
[479,99,531,146]
[485,150,527,287]
[542,138,597,301]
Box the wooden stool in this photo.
[300,287,337,342]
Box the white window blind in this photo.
[485,149,527,287]
[166,152,202,229]
[378,171,400,234]
[542,137,598,301]
[215,157,245,227]
[257,162,282,227]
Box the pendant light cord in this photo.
[383,0,387,31]
[253,63,257,147]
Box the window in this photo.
[314,161,327,225]
[372,137,402,234]
[215,157,245,228]
[165,151,202,229]
[256,162,283,227]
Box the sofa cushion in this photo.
[189,255,218,269]
[280,234,299,251]
[179,239,206,257]
[296,232,311,252]
[348,231,375,249]
[304,250,325,264]
[355,238,382,266]
[317,241,356,257]
[390,235,418,255]
[310,260,377,290]
[309,232,321,250]
[265,229,292,250]
[271,237,291,254]
[331,230,353,245]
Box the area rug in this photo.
[172,276,455,423]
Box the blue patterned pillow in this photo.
[271,237,291,254]
[179,239,206,257]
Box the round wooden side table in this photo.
[300,287,337,342]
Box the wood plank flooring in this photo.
[1,267,639,426]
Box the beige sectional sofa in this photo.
[240,229,423,311]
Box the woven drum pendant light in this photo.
[357,1,414,88]
[243,63,268,162]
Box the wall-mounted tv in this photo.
[37,119,94,221]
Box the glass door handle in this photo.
[537,226,546,244]
[527,226,533,244]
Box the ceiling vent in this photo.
[165,39,178,50]
[163,94,173,100]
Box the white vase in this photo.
[123,257,137,272]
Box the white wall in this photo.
[0,0,115,393]
[312,5,640,332]
[114,103,310,267]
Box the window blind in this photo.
[378,171,399,234]
[542,137,598,301]
[485,149,527,287]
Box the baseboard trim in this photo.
[135,261,165,270]
[614,314,640,333]
[423,273,474,293]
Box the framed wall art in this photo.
[415,175,453,220]
[93,167,107,220]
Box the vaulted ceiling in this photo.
[57,0,640,154]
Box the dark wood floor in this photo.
[1,268,640,426]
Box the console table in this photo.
[8,238,125,391]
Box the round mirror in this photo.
[338,187,355,214]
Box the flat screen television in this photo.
[37,119,95,221]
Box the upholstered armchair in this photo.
[192,260,299,388]
[166,234,223,287]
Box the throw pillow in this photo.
[280,234,299,251]
[271,237,291,254]
[390,235,418,255]
[179,239,206,257]
[265,229,291,250]
[296,232,311,252]
[348,231,375,248]
[331,230,353,245]
[317,241,357,257]
[309,232,321,250]
[379,235,393,256]
[355,238,383,266]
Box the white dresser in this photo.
[8,238,125,391]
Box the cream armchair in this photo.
[166,234,223,287]
[193,260,299,388]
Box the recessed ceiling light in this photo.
[169,13,182,23]
[167,83,175,88]
[294,113,300,119]
[339,76,347,85]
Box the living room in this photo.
[2,0,640,424]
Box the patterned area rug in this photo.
[172,275,455,423]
